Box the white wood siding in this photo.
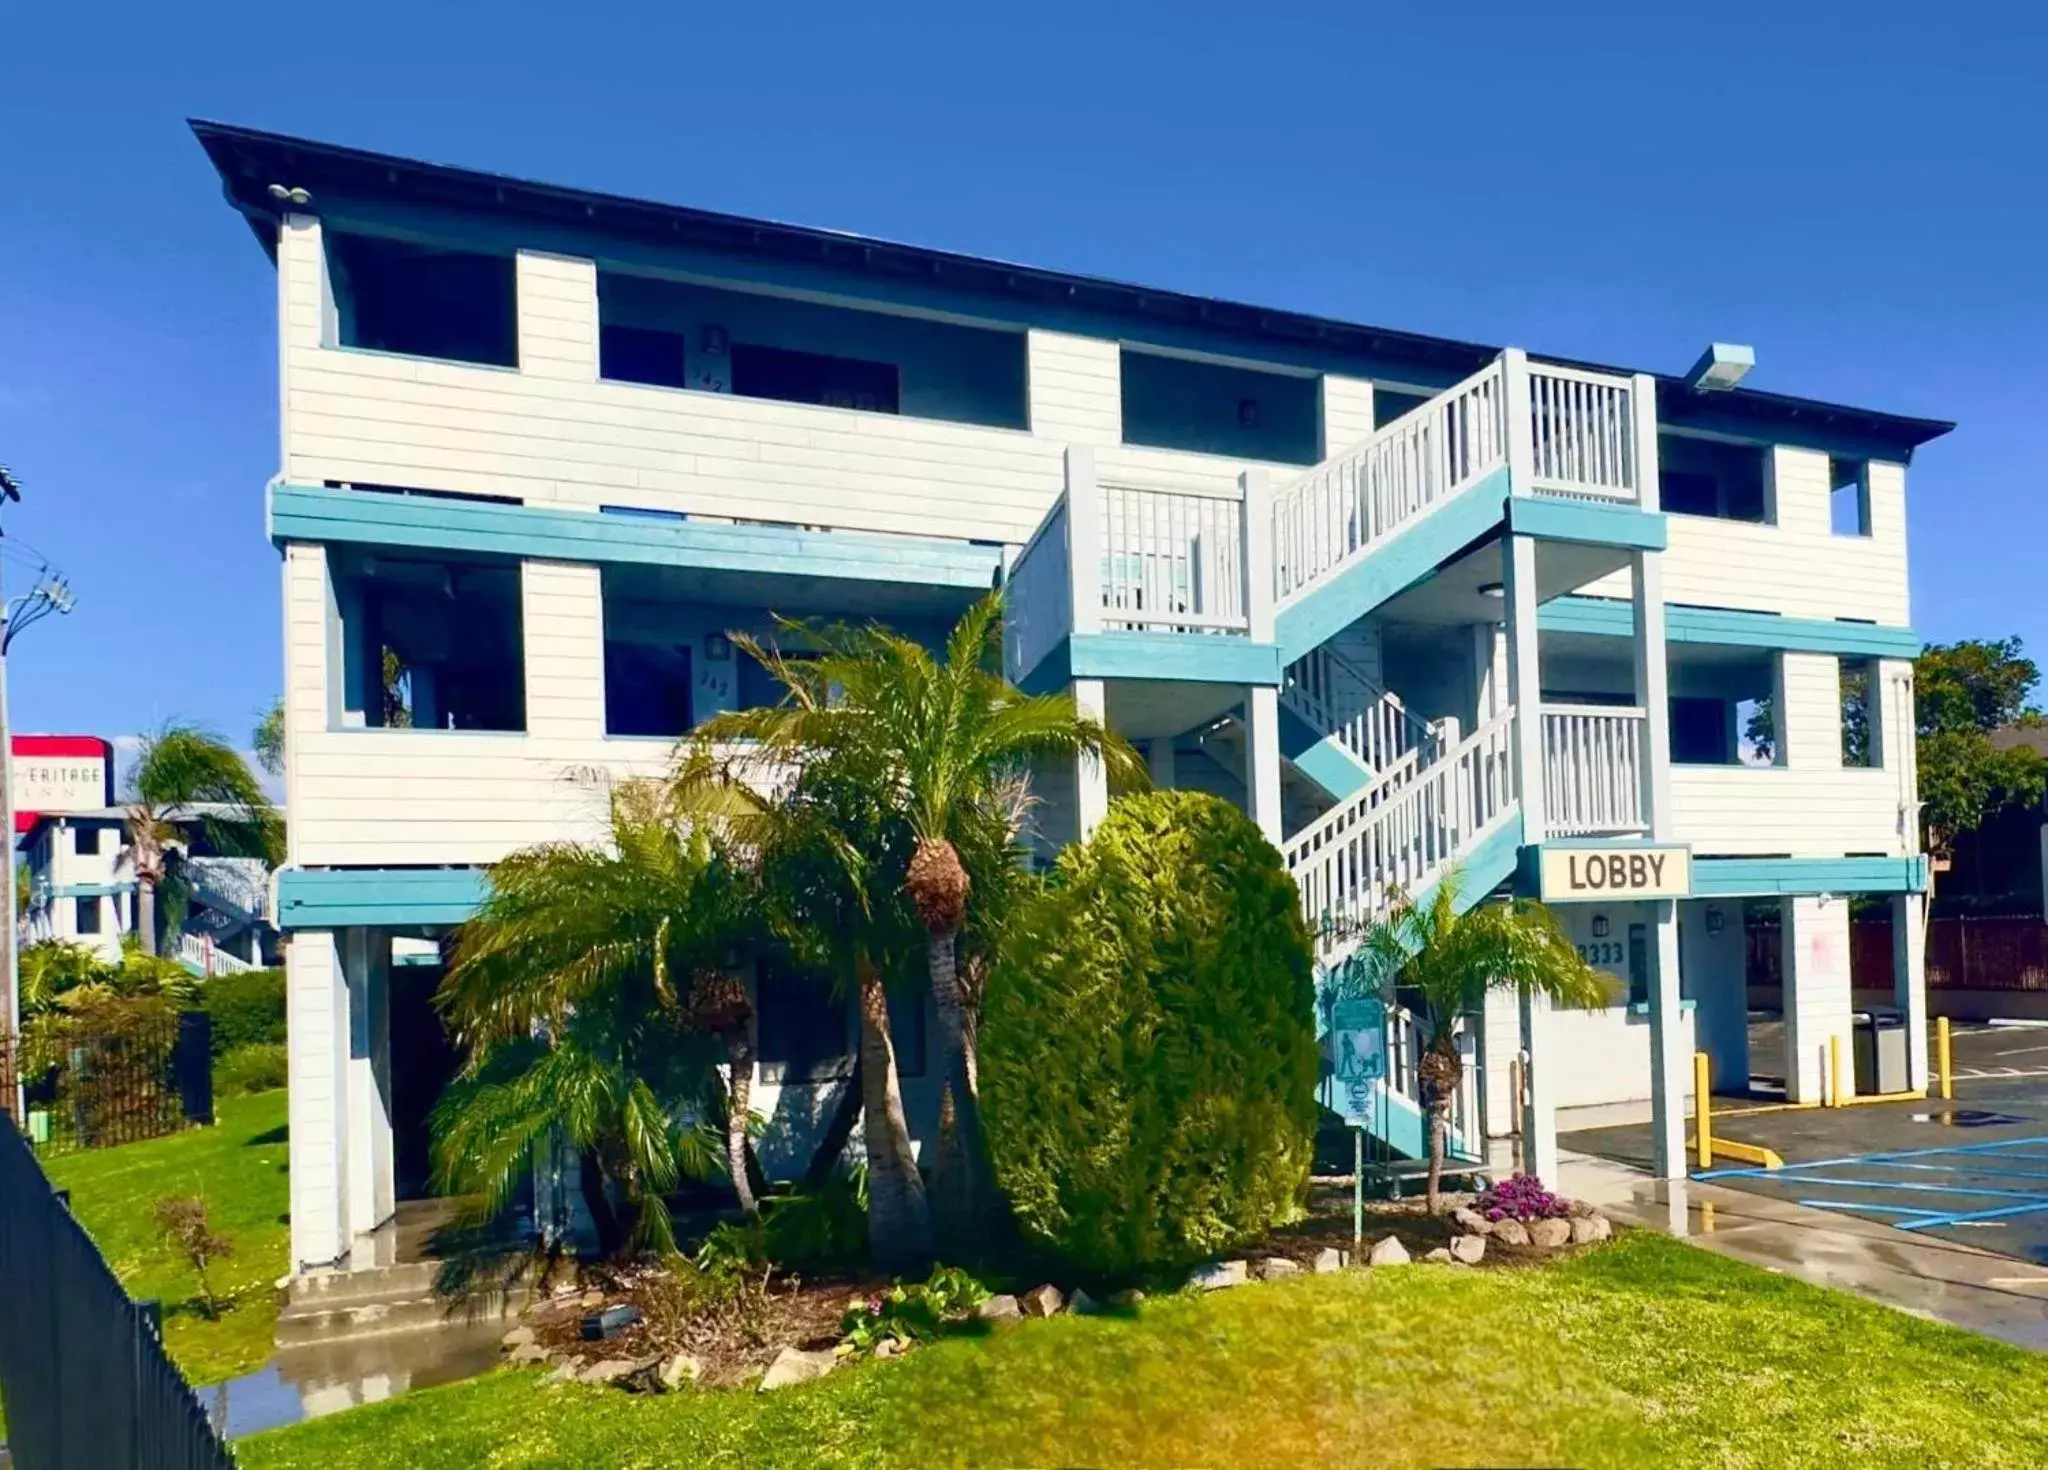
[516,252,599,382]
[1026,330,1121,446]
[1320,375,1376,457]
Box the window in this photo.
[74,896,101,935]
[1667,645,1780,766]
[327,232,518,367]
[605,638,693,737]
[1658,435,1771,522]
[732,343,899,414]
[1120,350,1320,464]
[1373,387,1431,429]
[738,647,821,710]
[600,323,688,389]
[756,962,852,1083]
[1840,657,1878,767]
[1830,457,1871,537]
[336,552,526,731]
[73,826,104,856]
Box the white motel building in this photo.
[192,122,1950,1278]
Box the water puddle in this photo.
[1908,1110,2031,1128]
[196,1322,507,1439]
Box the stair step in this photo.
[287,1261,441,1308]
[275,1285,526,1347]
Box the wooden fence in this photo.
[1747,915,2048,993]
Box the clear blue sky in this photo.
[2,0,2042,749]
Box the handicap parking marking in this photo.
[1700,1134,2048,1238]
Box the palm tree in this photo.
[253,699,286,778]
[696,593,1144,1242]
[1338,869,1607,1213]
[122,724,281,956]
[432,782,754,1255]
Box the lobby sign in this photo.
[1539,844,1691,902]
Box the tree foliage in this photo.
[1913,638,2048,866]
[979,790,1318,1274]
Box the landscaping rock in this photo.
[1311,1247,1347,1274]
[873,1339,899,1360]
[1366,1235,1410,1267]
[1069,1287,1102,1315]
[1491,1218,1530,1247]
[976,1293,1023,1323]
[1022,1283,1065,1317]
[579,1290,606,1308]
[1110,1288,1146,1309]
[580,1358,642,1386]
[658,1352,703,1391]
[1424,1247,1454,1263]
[1449,1234,1487,1266]
[1451,1208,1494,1236]
[1189,1260,1249,1290]
[508,1343,551,1367]
[1571,1214,1613,1245]
[546,1359,580,1385]
[759,1347,838,1392]
[1528,1218,1572,1249]
[1254,1257,1301,1281]
[501,1325,537,1351]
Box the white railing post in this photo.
[1630,372,1661,514]
[1502,349,1534,498]
[1241,469,1273,643]
[1503,532,1546,837]
[1065,446,1101,636]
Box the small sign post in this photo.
[1330,996,1389,1242]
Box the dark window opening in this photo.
[756,962,853,1083]
[1658,434,1770,522]
[732,342,899,414]
[73,826,104,856]
[338,553,525,731]
[1669,697,1732,765]
[1830,457,1871,537]
[600,323,689,389]
[737,647,820,710]
[1120,350,1319,464]
[1373,387,1432,429]
[327,233,517,368]
[1666,648,1780,767]
[1841,657,1877,767]
[74,897,101,935]
[605,639,693,737]
[888,987,927,1080]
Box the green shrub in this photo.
[215,1043,290,1097]
[203,969,286,1057]
[979,790,1319,1275]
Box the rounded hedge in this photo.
[979,789,1319,1275]
[202,968,286,1058]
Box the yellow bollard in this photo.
[1694,1052,1713,1169]
[1938,1015,1953,1101]
[1829,1034,1845,1108]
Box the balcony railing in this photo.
[1541,703,1648,836]
[1522,361,1640,504]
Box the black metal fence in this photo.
[0,1113,234,1469]
[0,1010,212,1156]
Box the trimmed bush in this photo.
[979,790,1319,1274]
[215,1042,290,1097]
[203,968,286,1058]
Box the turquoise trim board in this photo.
[276,868,488,930]
[51,881,137,898]
[1512,847,1928,899]
[1540,595,1920,658]
[1506,495,1668,552]
[1015,631,1284,696]
[270,485,1004,592]
[1273,467,1510,661]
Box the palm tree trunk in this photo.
[726,1035,759,1216]
[802,1054,864,1190]
[578,1151,627,1257]
[859,957,933,1272]
[1418,1034,1463,1216]
[927,927,985,1247]
[136,879,157,957]
[1426,1100,1451,1215]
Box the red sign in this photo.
[12,735,113,833]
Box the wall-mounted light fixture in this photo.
[1476,581,1505,598]
[1591,914,1611,939]
[1685,342,1755,393]
[701,324,730,357]
[1706,907,1725,936]
[705,632,732,662]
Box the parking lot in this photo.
[1565,1023,2048,1266]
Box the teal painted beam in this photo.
[1540,595,1920,658]
[1273,467,1510,662]
[269,484,1005,591]
[277,867,488,930]
[1689,855,1929,897]
[50,881,137,898]
[1019,631,1284,694]
[1278,702,1370,801]
[1506,495,1667,552]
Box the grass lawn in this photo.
[41,1088,291,1386]
[240,1229,2048,1469]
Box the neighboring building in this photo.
[11,735,114,834]
[194,121,1951,1278]
[20,806,277,975]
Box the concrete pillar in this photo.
[1503,534,1545,836]
[1073,679,1109,840]
[1893,892,1930,1090]
[286,930,351,1273]
[1645,900,1687,1179]
[1519,987,1559,1183]
[345,929,396,1242]
[1147,736,1177,789]
[1783,895,1854,1104]
[1244,685,1283,846]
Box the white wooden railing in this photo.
[1098,481,1248,635]
[1285,707,1518,965]
[1282,645,1444,775]
[1524,362,1638,503]
[1383,1007,1484,1158]
[1273,359,1508,604]
[1541,703,1648,836]
[1003,495,1073,680]
[178,931,258,978]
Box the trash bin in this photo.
[1852,1008,1909,1096]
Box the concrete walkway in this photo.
[1559,1151,2048,1352]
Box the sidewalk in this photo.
[1558,1151,2048,1352]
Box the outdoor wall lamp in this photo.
[1706,908,1726,936]
[705,632,732,662]
[1591,915,1610,938]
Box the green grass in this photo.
[41,1089,291,1387]
[239,1230,2048,1469]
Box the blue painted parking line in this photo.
[1865,1159,2048,1184]
[1694,1135,2048,1182]
[1895,1201,2048,1231]
[1767,1176,2048,1201]
[1700,1133,2048,1242]
[1796,1200,1946,1218]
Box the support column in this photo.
[344,928,396,1244]
[1645,900,1687,1179]
[1783,895,1853,1103]
[1502,534,1544,837]
[1630,549,1674,839]
[1146,737,1177,790]
[286,930,351,1273]
[1074,678,1109,841]
[1519,987,1559,1183]
[1244,685,1283,846]
[1893,892,1930,1090]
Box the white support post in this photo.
[1147,737,1177,790]
[1065,447,1101,637]
[1244,685,1284,847]
[1630,372,1661,512]
[1503,348,1535,495]
[1503,534,1545,837]
[1241,468,1274,643]
[286,930,351,1274]
[1893,892,1930,1091]
[1645,900,1687,1179]
[1074,678,1109,841]
[1631,550,1675,839]
[1519,987,1559,1184]
[344,928,396,1245]
[1783,895,1853,1104]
